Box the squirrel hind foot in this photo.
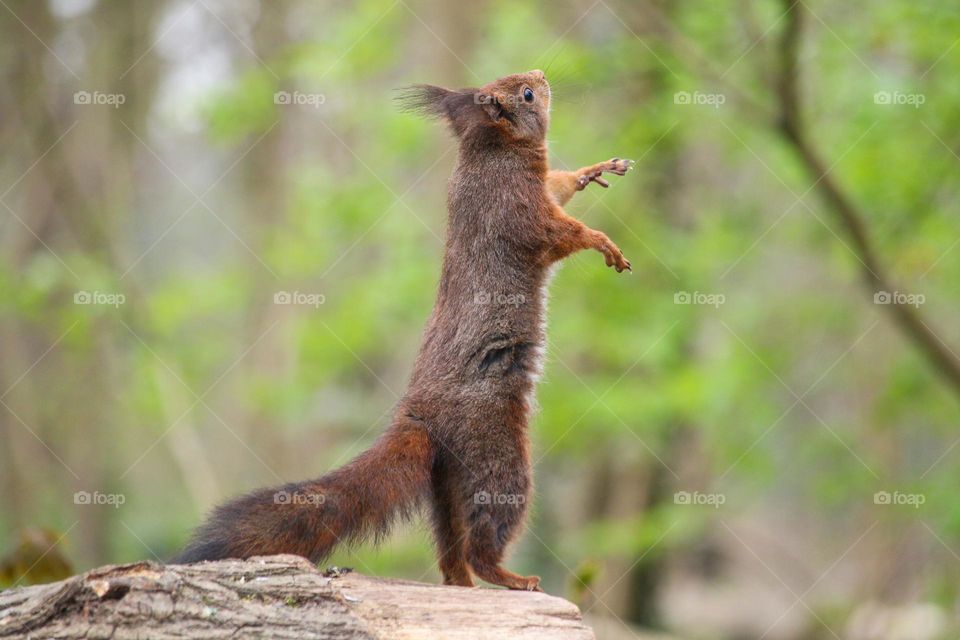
[471,563,542,591]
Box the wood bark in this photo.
[0,555,594,639]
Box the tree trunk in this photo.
[0,555,594,639]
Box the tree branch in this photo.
[775,0,960,396]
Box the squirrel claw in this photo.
[605,158,634,176]
[598,236,630,273]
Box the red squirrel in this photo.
[174,70,633,591]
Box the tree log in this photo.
[0,555,595,639]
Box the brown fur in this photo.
[174,70,632,592]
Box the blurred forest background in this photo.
[2,0,959,638]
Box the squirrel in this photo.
[173,70,633,592]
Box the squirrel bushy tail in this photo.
[173,418,433,563]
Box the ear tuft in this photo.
[396,84,495,137]
[394,84,453,119]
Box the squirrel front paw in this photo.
[576,158,635,190]
[593,231,632,273]
[604,157,634,176]
[607,247,632,273]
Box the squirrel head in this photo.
[397,70,551,145]
[474,70,551,142]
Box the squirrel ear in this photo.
[476,93,504,121]
[395,84,454,119]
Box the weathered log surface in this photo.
[0,554,595,639]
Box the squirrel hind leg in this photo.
[439,548,474,588]
[430,460,474,587]
[464,515,541,591]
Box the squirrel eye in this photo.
[523,88,534,103]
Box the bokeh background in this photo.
[2,1,960,638]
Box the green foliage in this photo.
[2,1,960,632]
